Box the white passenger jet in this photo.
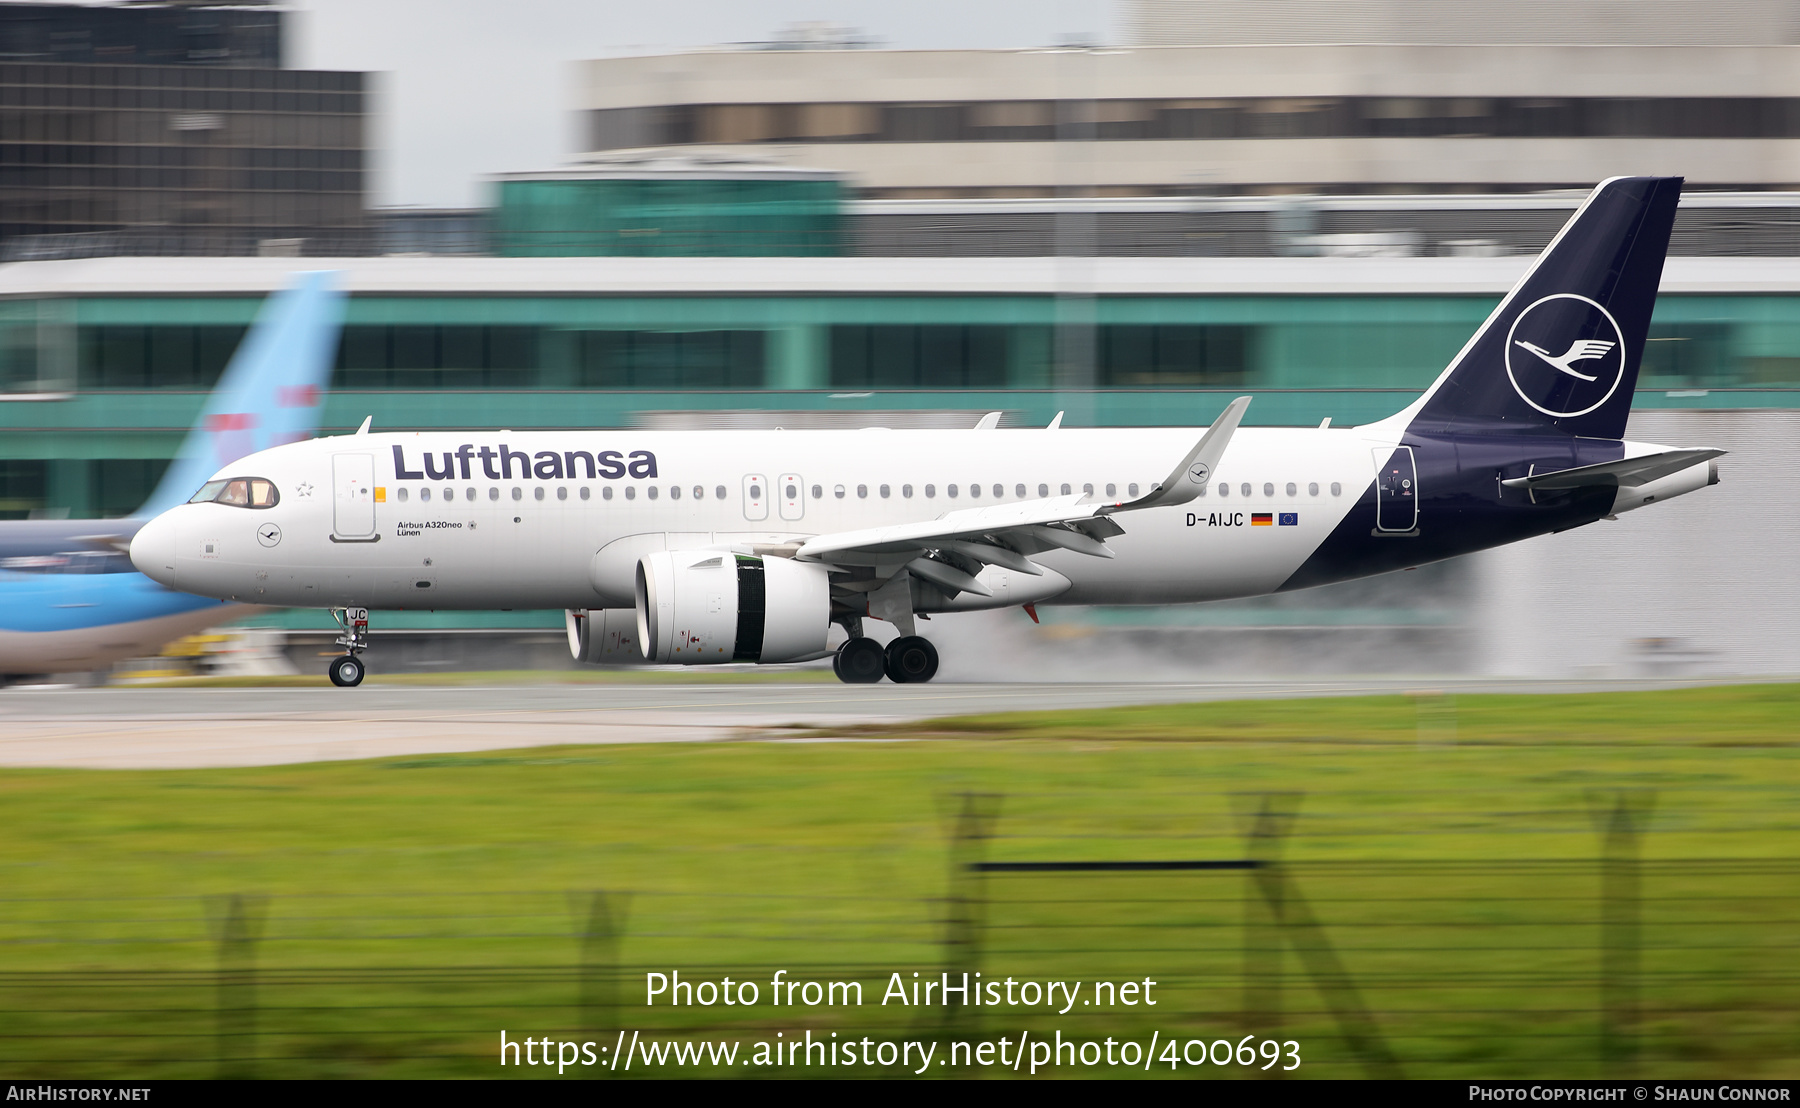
[130,177,1721,686]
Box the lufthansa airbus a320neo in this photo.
[130,177,1721,686]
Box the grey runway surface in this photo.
[0,677,1760,770]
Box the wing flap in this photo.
[793,399,1251,597]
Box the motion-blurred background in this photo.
[3,0,1797,680]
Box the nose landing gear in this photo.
[328,654,365,687]
[328,606,370,688]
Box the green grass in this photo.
[0,683,1796,1079]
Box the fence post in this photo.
[1235,792,1301,1041]
[1234,792,1401,1079]
[205,894,268,1079]
[1591,790,1655,1078]
[941,791,1001,1031]
[574,892,629,1042]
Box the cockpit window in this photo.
[193,477,280,509]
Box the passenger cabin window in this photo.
[715,486,727,500]
[193,477,280,509]
[1309,482,1319,496]
[420,487,431,502]
[1105,483,1116,497]
[1330,482,1342,496]
[1264,483,1274,497]
[1287,482,1297,497]
[396,487,410,502]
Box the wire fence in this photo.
[0,789,1794,1078]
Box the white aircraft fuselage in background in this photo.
[129,177,1724,685]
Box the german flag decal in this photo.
[1251,513,1273,526]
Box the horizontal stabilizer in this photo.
[1500,448,1725,491]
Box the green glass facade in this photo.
[4,288,1799,524]
[492,177,845,257]
[2,282,1793,635]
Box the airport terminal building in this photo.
[2,4,1797,678]
[2,241,1797,676]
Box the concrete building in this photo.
[1127,0,1800,47]
[0,2,368,257]
[573,43,1800,196]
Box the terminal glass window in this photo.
[1638,323,1737,388]
[573,330,765,389]
[334,325,539,389]
[1099,325,1252,387]
[829,325,1008,388]
[80,325,247,389]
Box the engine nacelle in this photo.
[635,550,832,665]
[565,607,644,664]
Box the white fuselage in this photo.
[130,425,1391,613]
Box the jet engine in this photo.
[635,550,832,665]
[565,607,644,664]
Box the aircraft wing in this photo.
[1500,447,1725,491]
[794,398,1251,596]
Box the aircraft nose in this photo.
[129,512,181,586]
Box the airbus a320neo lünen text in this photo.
[131,177,1721,687]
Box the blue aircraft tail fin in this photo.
[137,271,344,518]
[1405,176,1682,441]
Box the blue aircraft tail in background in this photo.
[137,269,345,518]
[0,270,345,676]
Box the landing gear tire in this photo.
[328,654,366,688]
[885,636,939,684]
[834,637,887,684]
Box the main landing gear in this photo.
[831,633,939,684]
[327,606,370,688]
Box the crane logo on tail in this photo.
[1503,293,1627,418]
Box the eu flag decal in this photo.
[1278,512,1298,526]
[1251,513,1273,526]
